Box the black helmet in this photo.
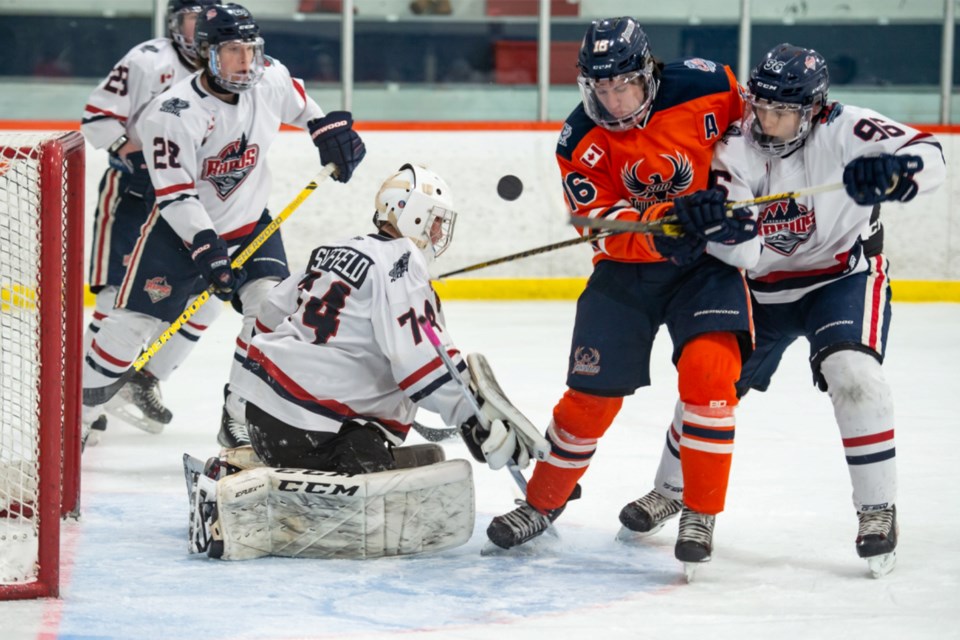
[576,17,658,131]
[195,3,265,93]
[744,44,830,156]
[167,0,217,66]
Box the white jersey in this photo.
[135,57,324,244]
[231,233,476,444]
[81,38,194,150]
[712,103,946,304]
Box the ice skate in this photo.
[483,500,563,555]
[217,385,250,448]
[675,507,715,582]
[106,369,172,434]
[856,506,898,578]
[81,410,108,450]
[616,489,683,542]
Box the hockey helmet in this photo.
[195,3,265,93]
[576,17,658,131]
[744,43,830,157]
[374,164,457,263]
[167,0,217,67]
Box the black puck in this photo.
[497,174,524,201]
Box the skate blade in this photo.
[105,400,165,434]
[867,551,897,578]
[683,561,704,583]
[82,430,102,449]
[615,522,665,544]
[480,527,561,557]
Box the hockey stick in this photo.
[411,421,460,442]
[570,181,846,235]
[83,162,339,408]
[416,316,529,493]
[436,229,620,279]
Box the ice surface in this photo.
[5,301,959,640]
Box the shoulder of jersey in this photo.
[654,59,733,111]
[145,74,208,125]
[556,104,598,161]
[125,37,177,67]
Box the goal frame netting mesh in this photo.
[0,130,84,600]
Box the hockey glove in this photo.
[307,111,366,183]
[190,229,247,301]
[653,231,706,266]
[460,415,530,471]
[122,151,154,200]
[843,154,924,205]
[672,188,758,245]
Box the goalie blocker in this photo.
[187,446,475,560]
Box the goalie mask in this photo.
[195,3,265,93]
[576,17,658,132]
[167,0,217,67]
[374,164,457,263]
[744,43,829,157]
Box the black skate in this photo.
[108,370,172,434]
[485,484,582,552]
[856,505,898,578]
[617,489,683,541]
[675,507,715,582]
[217,385,250,448]
[82,414,108,450]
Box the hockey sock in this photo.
[676,332,740,515]
[526,389,621,512]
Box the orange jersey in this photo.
[556,59,743,264]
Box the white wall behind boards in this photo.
[82,130,958,283]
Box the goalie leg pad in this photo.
[214,460,474,560]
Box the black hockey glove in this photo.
[190,229,247,301]
[307,111,366,183]
[121,151,154,200]
[653,231,706,266]
[843,154,924,205]
[672,188,757,245]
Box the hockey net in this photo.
[0,131,84,600]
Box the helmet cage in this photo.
[206,38,265,93]
[168,4,206,65]
[577,65,657,131]
[743,95,816,157]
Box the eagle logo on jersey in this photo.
[558,123,573,148]
[622,152,694,209]
[160,97,190,116]
[684,58,717,73]
[389,251,411,282]
[759,199,816,256]
[202,136,260,200]
[571,346,601,376]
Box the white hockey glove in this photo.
[460,413,530,471]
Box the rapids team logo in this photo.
[572,346,601,376]
[622,152,694,209]
[759,199,816,255]
[144,276,172,303]
[202,138,260,199]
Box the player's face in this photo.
[428,215,443,245]
[593,75,646,119]
[181,12,199,45]
[751,100,803,139]
[217,41,258,77]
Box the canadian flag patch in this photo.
[580,144,604,168]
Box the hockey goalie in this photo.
[185,163,548,560]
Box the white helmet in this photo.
[374,164,457,262]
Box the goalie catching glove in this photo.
[458,353,550,471]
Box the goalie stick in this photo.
[84,163,339,408]
[569,181,846,235]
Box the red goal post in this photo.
[0,131,84,600]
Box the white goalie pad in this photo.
[466,353,550,463]
[214,459,474,560]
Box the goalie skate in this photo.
[466,353,549,461]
